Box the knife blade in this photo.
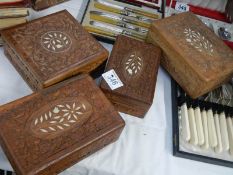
[90,11,148,32]
[90,21,146,40]
[94,0,158,20]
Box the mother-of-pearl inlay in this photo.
[41,31,72,53]
[184,28,214,56]
[124,52,143,77]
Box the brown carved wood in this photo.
[31,0,69,10]
[147,12,233,98]
[100,35,161,118]
[0,75,125,175]
[1,10,109,91]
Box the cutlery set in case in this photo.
[172,82,233,168]
[81,0,164,43]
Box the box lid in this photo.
[100,35,161,106]
[0,74,124,175]
[148,12,233,98]
[1,10,108,89]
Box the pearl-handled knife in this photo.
[90,11,149,32]
[94,0,159,20]
[89,21,146,40]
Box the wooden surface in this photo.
[100,35,161,118]
[32,0,69,10]
[1,10,109,91]
[147,12,233,98]
[0,74,125,175]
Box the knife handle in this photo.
[188,107,198,145]
[194,107,204,145]
[85,26,117,38]
[116,22,148,33]
[181,103,191,142]
[219,112,229,151]
[201,110,209,149]
[214,113,223,153]
[122,30,146,40]
[207,109,218,148]
[94,2,120,14]
[226,117,233,155]
[121,11,153,23]
[125,7,159,19]
[122,17,150,28]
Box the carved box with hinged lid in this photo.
[147,12,233,99]
[0,74,125,175]
[1,10,109,91]
[100,35,161,118]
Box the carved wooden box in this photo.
[1,10,109,91]
[100,35,161,118]
[0,74,125,175]
[147,12,233,99]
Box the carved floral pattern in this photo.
[184,28,214,56]
[30,97,92,139]
[41,31,71,53]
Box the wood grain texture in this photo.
[0,74,125,175]
[31,0,69,10]
[1,10,109,91]
[147,12,233,98]
[100,35,161,118]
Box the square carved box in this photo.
[100,35,161,118]
[1,10,108,91]
[147,12,233,98]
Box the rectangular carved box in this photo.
[147,12,233,99]
[1,10,108,91]
[0,74,125,175]
[100,35,161,118]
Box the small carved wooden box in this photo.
[147,12,233,99]
[1,10,109,91]
[0,74,125,175]
[100,35,161,118]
